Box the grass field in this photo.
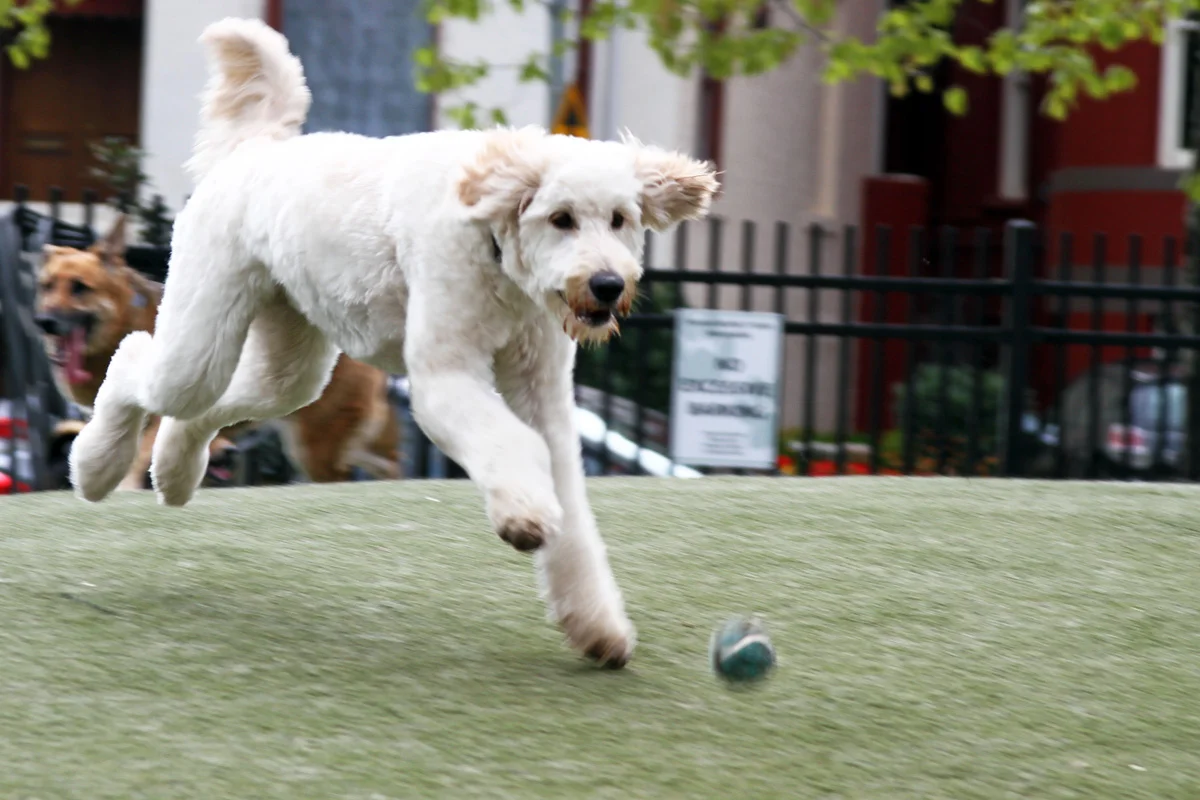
[3,477,1200,799]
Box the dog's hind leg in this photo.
[69,225,269,503]
[150,296,338,506]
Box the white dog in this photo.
[68,17,718,667]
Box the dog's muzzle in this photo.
[559,270,631,329]
[36,310,97,384]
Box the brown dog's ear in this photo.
[91,213,128,267]
[42,244,69,259]
[457,126,546,221]
[626,135,720,232]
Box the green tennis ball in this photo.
[710,616,776,684]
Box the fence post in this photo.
[999,220,1035,477]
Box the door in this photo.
[2,16,143,201]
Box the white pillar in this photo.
[139,0,267,212]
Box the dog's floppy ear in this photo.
[625,134,720,232]
[90,213,128,267]
[457,126,546,221]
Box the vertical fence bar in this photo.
[13,186,29,252]
[1000,220,1035,477]
[1190,230,1200,482]
[1121,235,1142,479]
[801,224,822,476]
[707,217,722,310]
[967,228,989,476]
[632,232,653,468]
[773,222,789,474]
[1054,231,1073,478]
[600,342,614,475]
[1087,234,1107,479]
[667,220,686,471]
[773,222,788,316]
[1155,236,1178,476]
[673,222,689,309]
[900,227,923,475]
[740,220,755,312]
[868,226,891,475]
[82,189,97,232]
[48,187,62,227]
[834,226,855,475]
[643,231,656,289]
[934,227,955,474]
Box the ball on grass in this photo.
[710,616,776,684]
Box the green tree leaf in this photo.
[943,85,968,115]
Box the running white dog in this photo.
[68,17,718,667]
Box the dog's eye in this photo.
[70,279,90,296]
[611,211,625,230]
[550,211,576,231]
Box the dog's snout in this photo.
[34,313,64,336]
[588,272,625,305]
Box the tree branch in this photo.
[768,0,831,43]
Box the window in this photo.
[1158,16,1200,169]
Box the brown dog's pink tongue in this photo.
[64,327,92,385]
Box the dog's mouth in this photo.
[559,293,615,328]
[44,317,96,385]
[555,290,626,344]
[204,449,238,486]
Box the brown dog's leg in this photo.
[291,367,363,483]
[118,415,159,491]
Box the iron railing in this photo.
[4,187,1199,489]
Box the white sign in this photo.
[669,309,784,470]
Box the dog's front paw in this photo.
[561,610,636,669]
[487,487,562,552]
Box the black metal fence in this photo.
[4,187,1199,491]
[590,217,1200,481]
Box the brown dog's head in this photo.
[35,215,158,386]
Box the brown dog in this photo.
[35,216,400,489]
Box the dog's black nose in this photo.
[34,313,63,336]
[588,272,625,305]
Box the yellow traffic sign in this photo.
[551,83,589,138]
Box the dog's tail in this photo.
[185,17,310,183]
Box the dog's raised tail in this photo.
[186,17,310,183]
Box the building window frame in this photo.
[1158,16,1200,169]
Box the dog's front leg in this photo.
[497,334,636,668]
[407,347,562,553]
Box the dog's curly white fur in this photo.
[68,17,719,667]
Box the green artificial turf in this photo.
[2,477,1199,799]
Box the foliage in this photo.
[1,0,82,68]
[87,137,175,247]
[137,193,174,249]
[87,137,149,209]
[890,362,1006,476]
[416,0,1200,132]
[574,281,678,413]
